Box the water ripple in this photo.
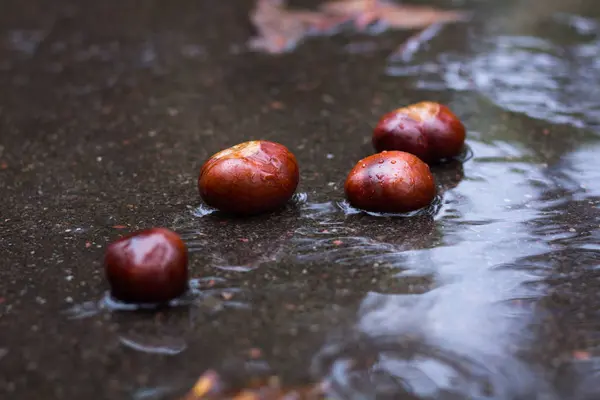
[386,14,600,130]
[304,133,564,398]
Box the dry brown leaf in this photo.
[321,0,466,29]
[180,370,326,400]
[319,0,378,29]
[180,370,222,399]
[248,0,345,54]
[248,0,468,54]
[376,3,467,28]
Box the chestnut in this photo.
[198,140,299,215]
[104,228,188,304]
[344,151,436,213]
[372,101,466,163]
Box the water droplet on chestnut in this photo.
[372,101,466,163]
[344,151,436,213]
[104,228,189,304]
[198,140,299,216]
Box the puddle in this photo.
[386,13,600,130]
[64,283,252,320]
[4,1,600,399]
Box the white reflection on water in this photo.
[119,334,187,355]
[308,137,559,398]
[387,14,600,130]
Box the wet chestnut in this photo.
[104,228,188,303]
[198,140,299,215]
[372,101,466,163]
[344,151,436,213]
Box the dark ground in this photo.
[2,0,600,399]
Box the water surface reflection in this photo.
[16,2,600,399]
[302,135,556,398]
[305,6,600,398]
[387,13,600,130]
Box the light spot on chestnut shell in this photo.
[104,228,189,304]
[372,101,466,163]
[198,140,300,216]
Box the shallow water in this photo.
[2,0,600,399]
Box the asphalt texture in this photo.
[2,1,600,399]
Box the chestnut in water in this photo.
[104,228,188,303]
[198,140,299,215]
[344,151,436,213]
[372,101,466,163]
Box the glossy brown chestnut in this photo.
[344,151,436,213]
[104,228,188,303]
[372,101,466,163]
[198,140,300,215]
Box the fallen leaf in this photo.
[573,350,591,360]
[382,4,465,28]
[248,0,468,54]
[249,0,341,54]
[319,0,379,29]
[323,0,466,29]
[180,369,325,399]
[181,370,222,399]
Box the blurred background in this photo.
[2,1,600,399]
